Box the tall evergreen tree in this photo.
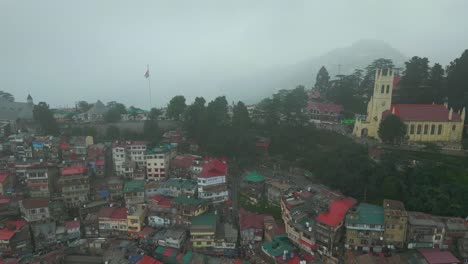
[447,49,468,111]
[378,114,406,144]
[183,97,207,140]
[399,56,430,103]
[314,66,330,95]
[428,63,445,104]
[232,101,251,130]
[33,102,60,136]
[206,96,230,127]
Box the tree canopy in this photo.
[148,108,163,121]
[77,101,92,113]
[378,114,406,144]
[167,95,187,120]
[447,49,468,111]
[231,101,251,130]
[104,102,126,123]
[0,91,14,102]
[33,102,59,136]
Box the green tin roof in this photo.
[191,212,217,227]
[124,180,145,193]
[245,171,265,183]
[346,203,384,225]
[183,252,193,264]
[172,195,203,206]
[262,234,295,257]
[165,178,196,190]
[155,246,166,255]
[145,144,174,155]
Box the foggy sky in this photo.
[1,0,468,109]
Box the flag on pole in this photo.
[144,68,150,79]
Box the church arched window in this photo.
[381,85,385,93]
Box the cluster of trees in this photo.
[181,96,256,166]
[312,49,468,115]
[104,101,127,123]
[253,86,309,128]
[313,59,394,115]
[265,121,468,217]
[0,91,14,102]
[33,102,60,136]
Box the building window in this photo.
[386,85,390,94]
[381,85,385,93]
[452,125,456,131]
[431,125,435,135]
[424,125,428,134]
[417,125,422,134]
[410,125,415,134]
[438,125,443,135]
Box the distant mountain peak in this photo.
[224,39,407,104]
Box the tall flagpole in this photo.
[147,64,152,109]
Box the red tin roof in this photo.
[199,158,227,178]
[316,198,357,227]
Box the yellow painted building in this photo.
[383,199,408,249]
[127,204,147,234]
[190,212,217,248]
[354,69,465,147]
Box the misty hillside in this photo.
[225,39,407,104]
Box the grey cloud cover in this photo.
[1,0,467,108]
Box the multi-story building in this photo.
[124,180,145,205]
[354,68,465,148]
[383,199,408,249]
[107,177,123,201]
[345,203,385,252]
[126,141,148,167]
[147,195,175,227]
[155,228,187,249]
[281,185,356,257]
[197,159,228,203]
[156,178,197,197]
[112,144,127,176]
[19,198,50,222]
[171,195,208,226]
[58,166,90,207]
[25,163,58,198]
[239,208,267,246]
[0,220,32,257]
[407,211,446,249]
[145,145,172,181]
[306,101,344,123]
[98,207,128,238]
[191,212,217,249]
[440,217,468,249]
[113,141,148,179]
[170,154,202,179]
[127,204,147,236]
[64,220,81,241]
